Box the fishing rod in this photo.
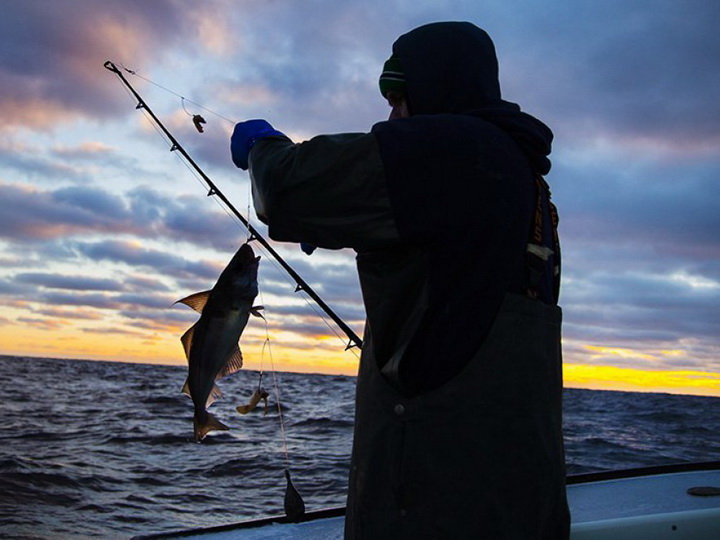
[104,60,362,351]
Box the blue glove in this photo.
[230,119,286,170]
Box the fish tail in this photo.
[193,411,229,442]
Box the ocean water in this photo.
[1,355,718,539]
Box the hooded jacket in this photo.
[250,22,557,394]
[248,21,568,539]
[368,22,557,393]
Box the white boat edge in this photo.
[573,507,720,539]
[134,461,720,540]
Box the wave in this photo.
[291,417,354,429]
[1,356,719,540]
[104,433,194,445]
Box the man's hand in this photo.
[230,119,286,170]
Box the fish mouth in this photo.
[238,243,260,264]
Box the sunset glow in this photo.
[563,364,720,398]
[3,308,719,397]
[1,1,718,398]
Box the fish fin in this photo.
[175,290,212,313]
[181,378,220,406]
[216,346,244,379]
[205,383,223,408]
[250,305,265,319]
[193,411,229,442]
[180,324,196,361]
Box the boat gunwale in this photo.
[565,460,720,484]
[132,460,720,539]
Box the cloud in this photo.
[80,325,152,337]
[52,142,116,159]
[120,309,195,325]
[38,291,122,310]
[0,1,718,388]
[501,0,720,148]
[15,272,123,292]
[73,239,221,281]
[25,288,186,331]
[125,275,173,293]
[32,307,104,321]
[115,292,180,310]
[201,2,398,133]
[0,1,189,132]
[553,155,720,263]
[128,188,242,249]
[54,185,130,220]
[0,181,244,251]
[17,317,68,331]
[0,180,364,337]
[0,138,94,182]
[0,182,131,241]
[561,263,720,372]
[0,277,31,296]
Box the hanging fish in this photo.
[176,243,264,441]
[193,114,207,133]
[236,387,270,415]
[284,469,306,522]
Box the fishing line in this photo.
[241,173,357,361]
[246,182,254,245]
[259,310,291,465]
[254,288,305,521]
[262,335,306,523]
[128,92,246,241]
[120,70,361,359]
[123,66,254,247]
[110,59,329,519]
[105,60,364,353]
[180,97,193,117]
[119,62,236,125]
[248,239,362,359]
[138,91,357,355]
[115,66,254,244]
[249,268,305,520]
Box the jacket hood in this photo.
[392,21,501,115]
[471,101,554,175]
[392,21,553,174]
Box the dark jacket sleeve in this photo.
[248,132,400,251]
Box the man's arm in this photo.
[248,132,400,251]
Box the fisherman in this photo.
[231,21,569,539]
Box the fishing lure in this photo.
[284,469,306,522]
[236,387,269,415]
[192,114,207,133]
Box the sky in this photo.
[1,0,719,396]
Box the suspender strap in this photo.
[526,175,561,302]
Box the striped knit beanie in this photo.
[379,55,406,98]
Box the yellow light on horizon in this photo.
[563,363,720,397]
[2,316,719,397]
